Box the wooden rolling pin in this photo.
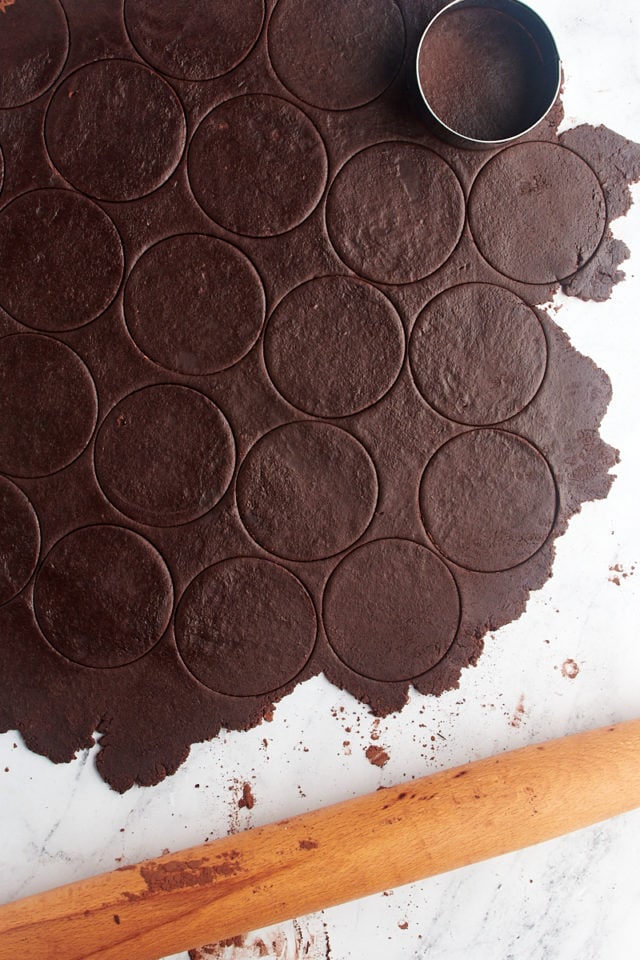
[1,719,639,960]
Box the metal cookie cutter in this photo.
[416,0,561,149]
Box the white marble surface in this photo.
[2,1,640,958]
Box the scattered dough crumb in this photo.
[365,744,390,767]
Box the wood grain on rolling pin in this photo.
[1,719,639,960]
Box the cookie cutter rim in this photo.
[416,0,562,150]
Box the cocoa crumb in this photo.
[238,782,255,810]
[365,744,390,767]
[140,854,241,894]
[561,658,580,679]
[509,694,526,728]
[190,935,245,957]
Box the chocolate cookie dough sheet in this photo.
[1,0,640,957]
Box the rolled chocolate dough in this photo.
[0,0,639,791]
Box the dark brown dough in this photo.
[95,385,235,527]
[188,94,327,237]
[0,189,123,332]
[0,0,69,109]
[264,276,404,418]
[176,557,317,696]
[0,479,40,606]
[125,235,265,376]
[268,0,405,111]
[323,538,460,682]
[0,0,637,791]
[409,283,547,425]
[558,125,640,300]
[326,142,465,284]
[236,421,378,562]
[34,525,173,668]
[420,430,557,572]
[124,0,265,81]
[468,142,607,284]
[45,59,186,202]
[0,334,97,478]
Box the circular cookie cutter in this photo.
[416,0,561,149]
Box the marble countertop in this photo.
[2,1,640,958]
